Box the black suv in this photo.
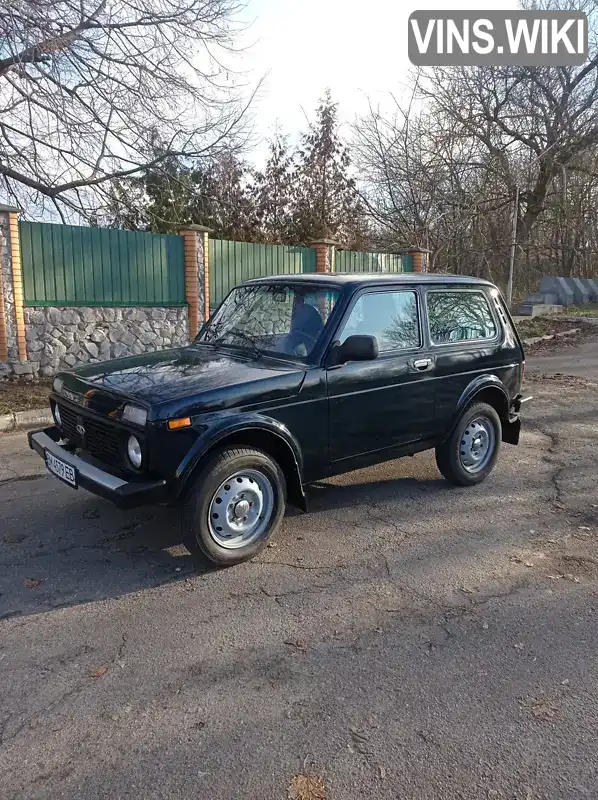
[29,273,528,566]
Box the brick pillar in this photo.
[179,224,211,339]
[407,246,431,274]
[0,204,28,371]
[310,239,338,274]
[0,237,7,362]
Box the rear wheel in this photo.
[435,402,502,486]
[182,447,286,566]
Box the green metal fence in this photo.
[209,239,316,308]
[20,222,186,306]
[335,250,410,273]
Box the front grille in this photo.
[57,403,123,466]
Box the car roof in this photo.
[243,272,496,289]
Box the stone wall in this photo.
[23,306,189,377]
[0,213,18,363]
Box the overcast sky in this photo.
[237,0,520,152]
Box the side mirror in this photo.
[333,334,379,365]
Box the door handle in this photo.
[413,357,432,371]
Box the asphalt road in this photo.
[1,340,598,800]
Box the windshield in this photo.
[197,284,340,360]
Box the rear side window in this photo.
[426,291,497,344]
[339,290,421,352]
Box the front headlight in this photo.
[122,404,147,426]
[127,435,143,469]
[53,403,62,427]
[53,376,64,395]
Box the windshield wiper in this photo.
[212,328,263,357]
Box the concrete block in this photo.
[579,278,598,301]
[525,292,559,305]
[539,276,575,306]
[519,299,563,317]
[11,361,34,375]
[570,277,590,305]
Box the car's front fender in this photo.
[172,411,306,507]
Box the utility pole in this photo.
[507,184,519,307]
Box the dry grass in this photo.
[565,302,598,317]
[516,317,581,338]
[287,775,326,800]
[0,380,51,415]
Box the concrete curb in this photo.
[522,327,580,346]
[0,408,52,433]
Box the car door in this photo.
[326,286,436,464]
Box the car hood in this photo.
[57,346,306,418]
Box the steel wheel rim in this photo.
[208,469,274,549]
[459,416,496,474]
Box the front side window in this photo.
[427,291,497,344]
[197,284,339,360]
[338,291,421,352]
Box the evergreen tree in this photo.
[252,130,295,243]
[107,150,259,239]
[290,90,365,246]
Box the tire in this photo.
[181,447,286,566]
[435,402,502,487]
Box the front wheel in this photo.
[435,402,502,487]
[182,447,286,566]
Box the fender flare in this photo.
[444,375,510,441]
[173,413,306,509]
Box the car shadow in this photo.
[0,459,451,619]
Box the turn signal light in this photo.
[167,417,191,431]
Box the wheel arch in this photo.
[445,376,511,443]
[176,420,307,511]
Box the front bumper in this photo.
[28,426,168,509]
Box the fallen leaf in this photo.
[23,577,41,588]
[287,774,325,800]
[4,533,26,544]
[531,701,557,720]
[90,664,109,678]
[284,640,307,651]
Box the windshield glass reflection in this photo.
[197,284,340,360]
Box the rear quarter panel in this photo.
[429,288,524,430]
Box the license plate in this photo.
[45,450,78,488]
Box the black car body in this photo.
[29,273,528,565]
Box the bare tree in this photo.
[354,1,598,293]
[0,0,255,219]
